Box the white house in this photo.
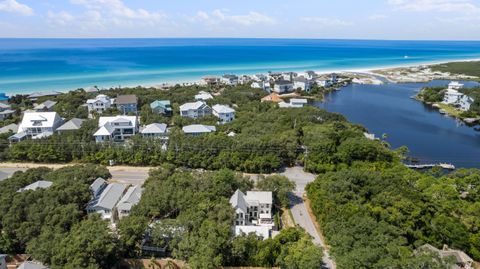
[293,77,313,92]
[17,180,53,193]
[448,81,464,90]
[194,91,214,101]
[87,183,127,222]
[316,79,332,88]
[182,124,216,136]
[279,98,308,108]
[117,185,143,219]
[86,94,113,115]
[230,189,273,226]
[273,80,294,94]
[16,111,63,139]
[94,116,138,143]
[179,101,212,118]
[221,74,239,86]
[442,82,473,111]
[282,72,297,81]
[252,74,268,82]
[212,104,236,124]
[0,103,14,121]
[140,123,168,139]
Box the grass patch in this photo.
[436,103,463,118]
[431,61,480,78]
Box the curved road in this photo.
[282,167,336,269]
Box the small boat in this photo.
[439,109,447,114]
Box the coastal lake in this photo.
[316,80,480,168]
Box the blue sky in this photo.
[0,0,479,39]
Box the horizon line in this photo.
[1,37,480,42]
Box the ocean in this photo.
[1,38,480,94]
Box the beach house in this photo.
[182,124,216,136]
[194,91,214,101]
[94,115,138,142]
[230,189,273,226]
[261,93,283,103]
[17,180,53,193]
[316,79,332,88]
[140,123,168,139]
[117,185,143,219]
[27,91,62,101]
[442,82,473,111]
[86,94,113,115]
[230,189,274,239]
[87,182,128,222]
[201,76,220,86]
[273,80,294,94]
[33,100,57,112]
[56,118,84,134]
[212,104,236,123]
[282,72,298,81]
[115,95,138,114]
[150,100,172,116]
[221,74,239,86]
[179,101,212,118]
[0,103,15,121]
[90,177,108,198]
[15,111,63,140]
[293,77,313,92]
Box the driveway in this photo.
[283,167,336,269]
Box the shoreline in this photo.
[5,57,480,96]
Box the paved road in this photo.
[0,164,151,185]
[283,167,336,269]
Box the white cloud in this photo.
[388,0,480,13]
[369,14,388,20]
[0,0,33,16]
[193,9,276,27]
[301,17,352,27]
[70,0,167,25]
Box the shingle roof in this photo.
[0,123,18,134]
[90,177,107,197]
[33,100,57,110]
[246,191,273,204]
[275,80,293,85]
[180,101,208,111]
[115,95,138,105]
[90,183,127,211]
[150,100,172,111]
[182,124,216,134]
[18,180,53,192]
[230,189,248,212]
[56,118,84,131]
[117,185,143,212]
[28,91,61,99]
[212,104,235,114]
[140,123,167,134]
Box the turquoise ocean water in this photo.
[1,38,480,94]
